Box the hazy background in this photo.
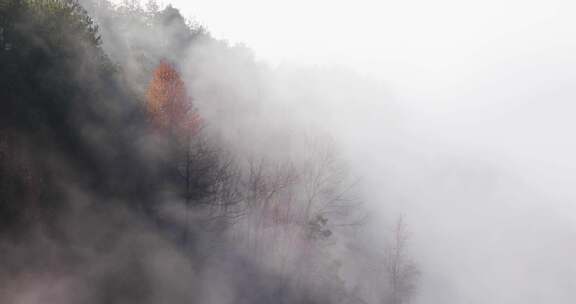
[167,0,576,203]
[153,0,576,303]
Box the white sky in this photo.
[169,0,575,82]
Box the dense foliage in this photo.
[0,1,418,303]
[0,0,151,231]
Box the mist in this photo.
[167,0,576,302]
[2,0,576,303]
[177,0,576,302]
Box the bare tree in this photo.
[176,129,248,246]
[298,137,364,240]
[384,216,420,304]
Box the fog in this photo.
[3,0,576,303]
[167,0,576,303]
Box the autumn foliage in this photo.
[146,60,200,134]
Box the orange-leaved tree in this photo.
[146,60,200,135]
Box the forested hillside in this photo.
[0,1,418,303]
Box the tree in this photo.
[146,59,241,247]
[0,0,122,232]
[146,60,199,135]
[384,216,420,304]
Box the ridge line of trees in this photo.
[0,1,420,303]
